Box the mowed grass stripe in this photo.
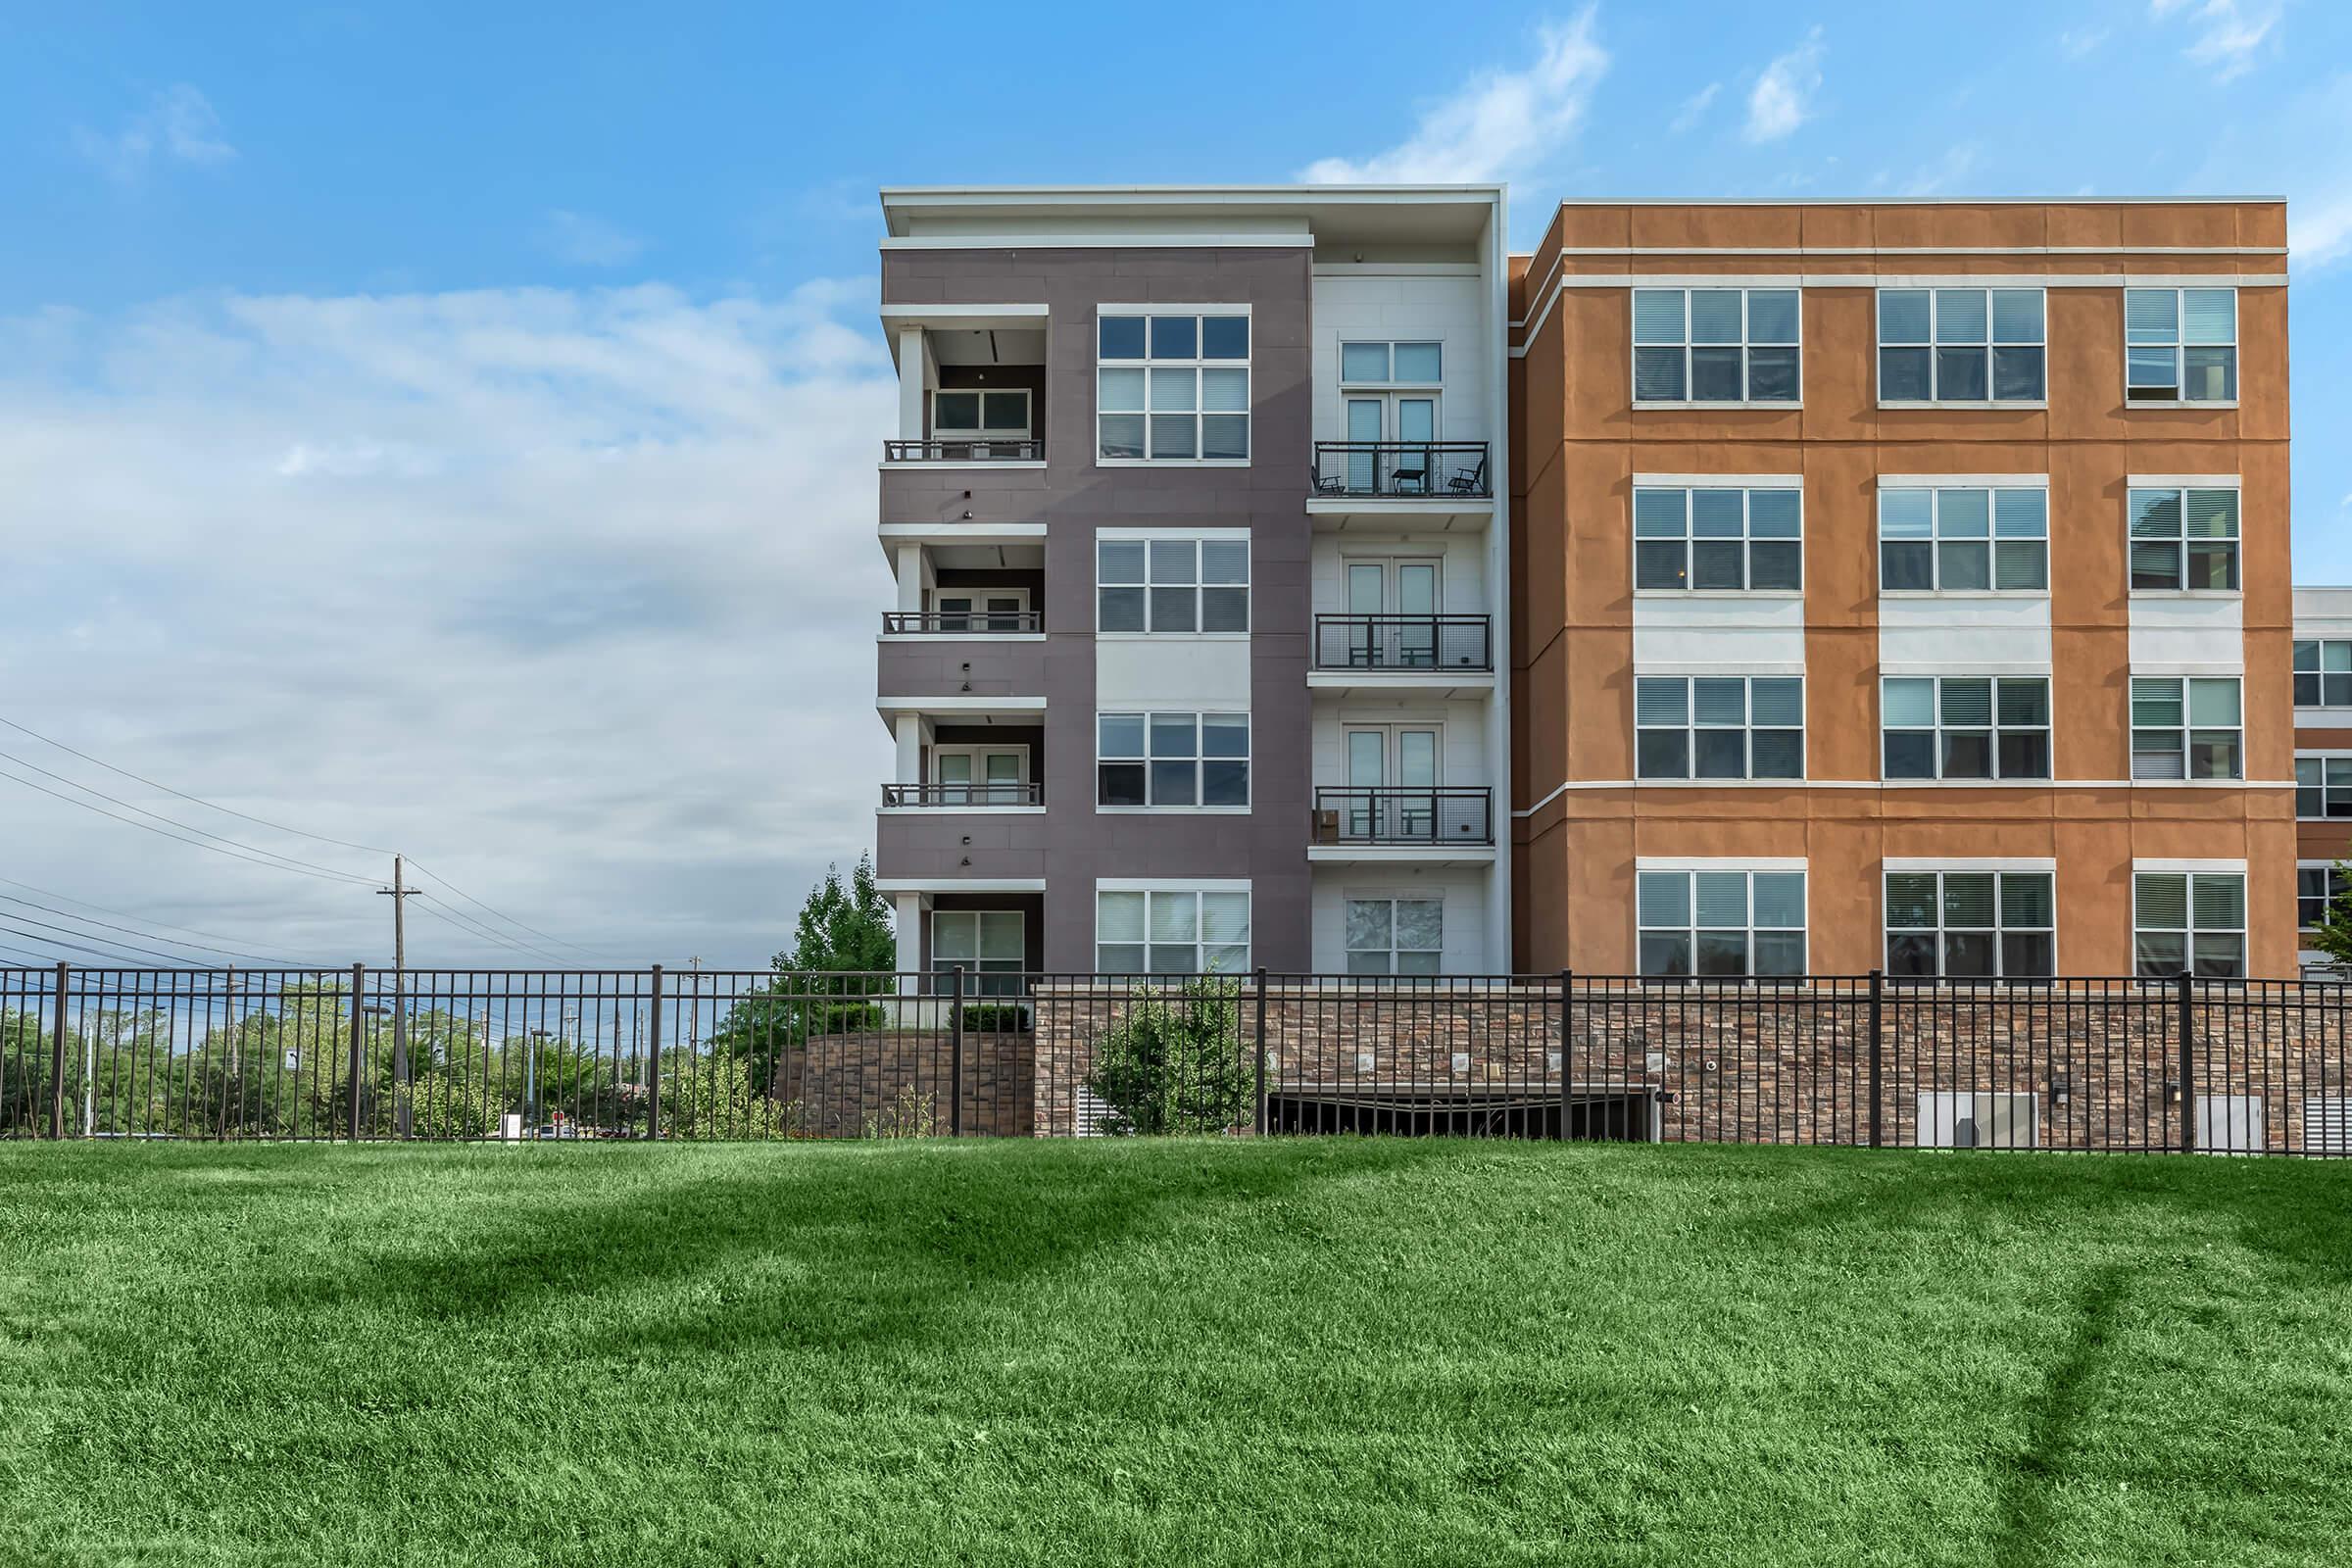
[0,1141,2345,1566]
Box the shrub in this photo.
[1084,976,1254,1136]
[956,1004,1029,1033]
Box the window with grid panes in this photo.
[1878,486,2048,592]
[2132,871,2245,978]
[2130,677,2241,780]
[2128,487,2239,591]
[1096,537,1250,633]
[2292,641,2352,707]
[1884,871,2055,979]
[1878,287,2045,403]
[1634,676,1804,779]
[1636,869,1806,978]
[1095,888,1250,974]
[1097,312,1250,461]
[1631,288,1800,403]
[1633,485,1802,591]
[2300,866,2348,930]
[1880,677,2051,780]
[2125,288,2236,403]
[2295,758,2352,818]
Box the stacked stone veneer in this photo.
[772,1027,1034,1138]
[1019,981,2352,1152]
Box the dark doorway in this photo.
[1262,1091,1653,1140]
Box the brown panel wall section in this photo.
[1510,200,2292,975]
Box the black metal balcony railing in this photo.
[1312,787,1494,846]
[884,438,1044,463]
[881,782,1044,808]
[882,611,1045,635]
[1311,442,1491,499]
[1312,614,1492,672]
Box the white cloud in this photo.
[1669,82,1720,134]
[2150,0,2279,80]
[1298,8,1607,183]
[2290,191,2352,272]
[1901,142,1982,197]
[1744,28,1825,143]
[2058,25,2110,58]
[0,280,897,967]
[540,209,649,268]
[74,84,235,181]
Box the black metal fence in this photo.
[4,965,2349,1153]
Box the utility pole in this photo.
[375,856,421,1138]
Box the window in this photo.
[1340,340,1442,383]
[1634,676,1804,780]
[1096,888,1250,974]
[1636,869,1806,978]
[1631,287,1800,404]
[1918,1093,2039,1150]
[1878,287,2045,403]
[1097,712,1249,808]
[2126,287,2236,403]
[2298,865,2347,930]
[1885,870,2056,979]
[2133,870,2245,978]
[1881,677,2051,780]
[933,388,1031,438]
[1098,312,1249,462]
[1345,898,1443,976]
[1633,486,1802,592]
[2128,487,2239,591]
[2296,758,2352,819]
[2130,677,2241,780]
[1097,537,1250,633]
[2292,641,2352,707]
[931,910,1024,997]
[1878,486,2048,592]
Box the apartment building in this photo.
[873,186,1512,982]
[2293,585,2352,964]
[1510,198,2294,979]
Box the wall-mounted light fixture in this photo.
[2164,1079,2181,1106]
[2051,1075,2072,1106]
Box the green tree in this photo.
[2306,862,2352,970]
[710,855,897,1086]
[1085,975,1255,1136]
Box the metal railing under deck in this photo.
[1312,614,1492,671]
[1312,787,1494,846]
[881,782,1045,808]
[882,611,1044,635]
[1311,442,1491,499]
[884,438,1044,463]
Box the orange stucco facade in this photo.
[1509,200,2294,976]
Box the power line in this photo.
[0,712,397,857]
[407,897,571,963]
[0,759,376,888]
[0,874,320,965]
[0,711,615,961]
[0,921,188,966]
[0,893,318,967]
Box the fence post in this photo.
[48,961,69,1140]
[347,963,366,1140]
[2178,968,2196,1154]
[1868,968,1885,1149]
[646,964,663,1140]
[1557,969,1572,1139]
[949,965,965,1137]
[1252,965,1268,1135]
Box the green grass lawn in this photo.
[1,1142,2347,1567]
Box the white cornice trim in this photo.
[1514,779,2293,814]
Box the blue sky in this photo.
[0,0,2346,966]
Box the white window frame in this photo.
[930,908,1025,996]
[2296,757,2352,820]
[2297,861,2347,932]
[1096,711,1250,812]
[1630,286,1802,407]
[1338,340,1444,387]
[1876,286,2047,407]
[2129,676,2243,781]
[1097,307,1251,466]
[929,744,1031,806]
[930,587,1031,633]
[1095,534,1250,636]
[2132,867,2247,979]
[1883,868,2058,981]
[2124,286,2238,407]
[931,386,1033,441]
[2127,485,2240,595]
[1632,484,1804,594]
[1633,675,1805,781]
[1094,882,1250,975]
[1634,864,1809,979]
[2293,640,2352,709]
[1880,676,2053,782]
[1918,1092,2040,1150]
[1344,896,1445,977]
[1876,483,2050,595]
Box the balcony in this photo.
[1310,787,1495,861]
[1310,613,1493,687]
[882,438,1044,464]
[881,781,1044,808]
[1307,442,1494,532]
[883,610,1044,635]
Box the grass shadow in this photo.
[1989,1261,2132,1566]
